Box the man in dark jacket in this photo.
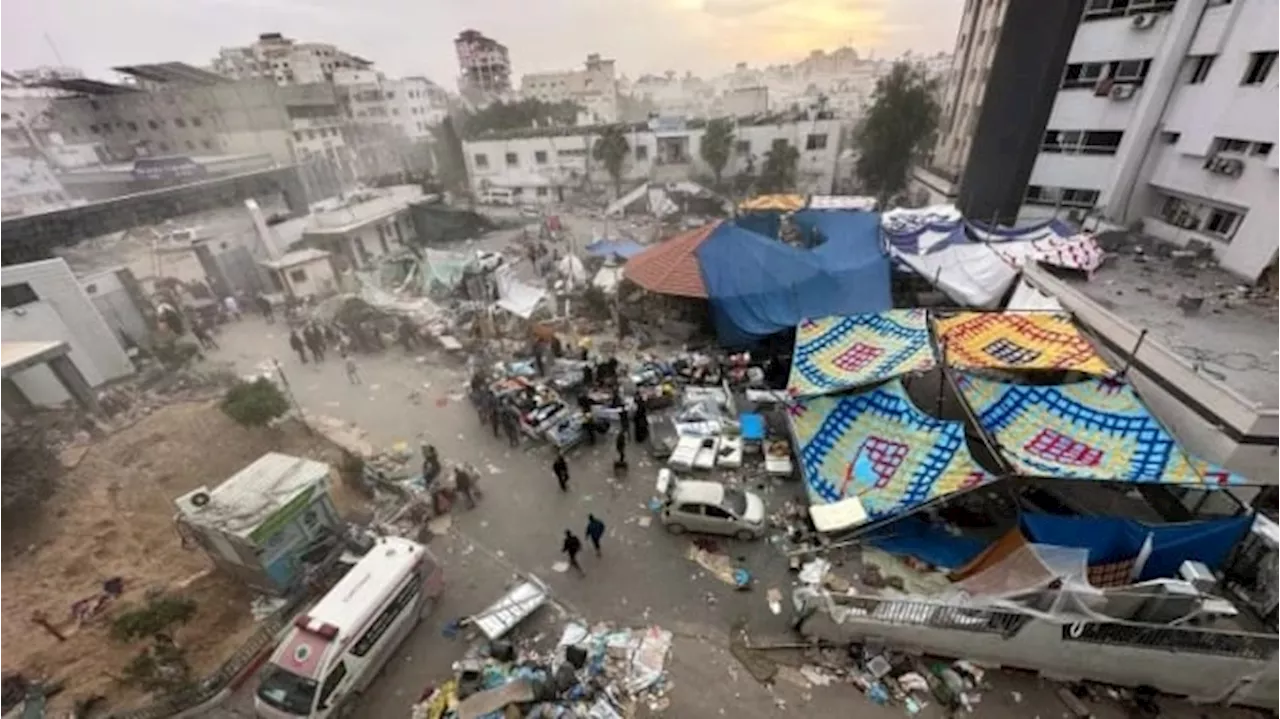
[553,450,570,492]
[562,530,584,575]
[585,514,606,556]
[289,330,308,364]
[614,428,627,468]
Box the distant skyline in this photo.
[2,0,962,85]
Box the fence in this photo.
[1060,621,1277,659]
[105,595,304,719]
[832,595,1032,638]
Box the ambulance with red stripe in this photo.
[254,536,443,717]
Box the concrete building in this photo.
[260,248,338,299]
[333,70,448,141]
[521,54,620,123]
[299,185,423,271]
[461,114,844,201]
[211,33,372,86]
[1,258,133,409]
[1,156,75,216]
[919,0,1278,281]
[720,86,770,118]
[455,30,512,97]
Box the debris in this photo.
[766,587,783,614]
[637,516,652,528]
[866,655,892,679]
[552,561,570,573]
[1057,686,1094,718]
[798,665,835,687]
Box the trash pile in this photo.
[412,621,674,719]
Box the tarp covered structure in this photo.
[584,238,646,260]
[933,311,1111,375]
[787,310,936,398]
[739,194,806,212]
[789,379,996,526]
[956,373,1245,486]
[408,201,496,245]
[697,215,891,344]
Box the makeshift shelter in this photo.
[933,311,1112,375]
[807,195,878,211]
[788,379,997,528]
[1006,279,1064,312]
[623,222,716,298]
[787,310,937,398]
[955,373,1245,485]
[739,194,806,212]
[736,194,806,239]
[409,201,496,245]
[584,238,646,261]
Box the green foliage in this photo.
[700,118,735,186]
[122,641,195,695]
[854,61,941,205]
[758,142,800,193]
[591,125,631,197]
[220,378,290,428]
[464,99,582,137]
[111,596,198,642]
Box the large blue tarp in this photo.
[696,214,891,345]
[735,210,784,239]
[584,238,645,260]
[1019,513,1251,581]
[866,516,989,570]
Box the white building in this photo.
[334,70,449,142]
[521,54,620,123]
[461,115,844,202]
[1,156,74,217]
[211,33,372,85]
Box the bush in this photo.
[121,641,194,695]
[111,596,198,642]
[220,378,290,428]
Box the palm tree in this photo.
[592,124,631,198]
[759,142,800,193]
[699,118,735,188]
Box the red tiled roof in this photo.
[622,222,718,298]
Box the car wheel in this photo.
[666,523,687,535]
[735,529,757,541]
[336,692,362,718]
[419,596,437,621]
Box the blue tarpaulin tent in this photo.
[1019,513,1251,581]
[584,238,646,260]
[695,214,890,344]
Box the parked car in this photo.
[655,469,767,540]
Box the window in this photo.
[635,145,648,161]
[1160,131,1181,144]
[1111,59,1151,84]
[1242,51,1277,86]
[289,268,308,283]
[192,117,202,127]
[1083,0,1176,20]
[316,662,348,708]
[1215,137,1251,154]
[473,153,489,169]
[88,124,100,134]
[202,139,214,150]
[1205,208,1241,238]
[1024,185,1100,209]
[805,134,828,151]
[735,140,751,155]
[1041,129,1124,155]
[185,141,195,150]
[351,575,421,656]
[533,150,548,165]
[1188,55,1215,84]
[704,505,732,520]
[158,142,170,152]
[294,131,304,142]
[2,283,39,309]
[1062,62,1104,89]
[148,119,160,130]
[505,152,518,167]
[536,186,548,197]
[676,504,702,515]
[126,121,138,132]
[771,138,789,152]
[1251,142,1274,157]
[174,118,187,128]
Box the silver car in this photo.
[656,470,767,540]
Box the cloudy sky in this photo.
[3,0,962,85]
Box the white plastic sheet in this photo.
[1006,278,1065,311]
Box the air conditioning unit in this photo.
[1203,155,1246,176]
[174,486,213,516]
[1132,13,1158,30]
[1110,84,1137,100]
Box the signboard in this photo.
[131,156,209,183]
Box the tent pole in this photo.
[1118,329,1148,380]
[935,339,948,416]
[942,365,1013,476]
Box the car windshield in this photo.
[256,664,318,716]
[722,488,748,517]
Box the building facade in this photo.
[461,115,844,202]
[211,33,372,85]
[921,0,1278,281]
[455,30,512,97]
[521,54,620,123]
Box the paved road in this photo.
[199,280,1263,718]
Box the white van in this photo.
[480,187,516,206]
[254,537,444,718]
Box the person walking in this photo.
[633,400,650,446]
[489,398,502,438]
[256,294,274,324]
[454,465,478,509]
[306,324,326,362]
[585,514,606,556]
[614,427,628,468]
[289,330,308,364]
[344,354,361,384]
[192,321,218,350]
[503,405,521,447]
[553,450,570,492]
[562,530,585,575]
[222,294,241,321]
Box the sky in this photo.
[2,0,963,86]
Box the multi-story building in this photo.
[918,0,1278,281]
[460,114,844,202]
[521,54,620,123]
[211,33,372,85]
[334,70,448,141]
[455,30,512,97]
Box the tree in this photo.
[700,118,735,188]
[853,61,941,206]
[592,124,631,197]
[463,99,582,137]
[220,378,289,428]
[113,595,199,696]
[758,142,800,193]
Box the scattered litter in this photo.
[798,665,834,687]
[1009,690,1023,703]
[486,464,503,475]
[250,595,288,621]
[866,655,892,679]
[766,587,782,614]
[552,561,570,573]
[637,516,652,528]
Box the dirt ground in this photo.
[0,401,357,714]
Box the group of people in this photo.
[560,515,606,575]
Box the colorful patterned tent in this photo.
[739,194,806,212]
[956,374,1242,485]
[788,311,936,397]
[934,312,1111,375]
[788,380,996,523]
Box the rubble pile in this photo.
[413,622,674,719]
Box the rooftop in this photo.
[113,62,229,86]
[304,185,422,235]
[262,248,330,270]
[178,452,331,540]
[0,340,69,377]
[1061,253,1278,406]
